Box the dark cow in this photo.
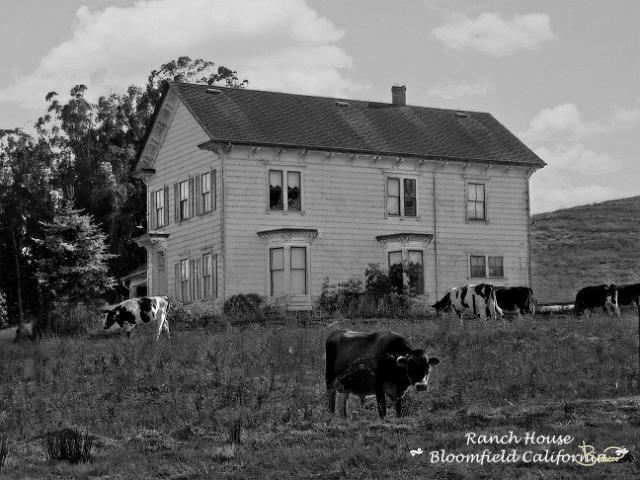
[495,286,536,319]
[103,296,170,340]
[432,283,502,321]
[574,284,620,317]
[616,283,640,310]
[325,330,440,418]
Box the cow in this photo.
[432,283,502,321]
[616,283,640,310]
[102,296,170,340]
[574,284,620,317]
[495,286,536,320]
[325,329,440,418]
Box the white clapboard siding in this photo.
[145,101,223,306]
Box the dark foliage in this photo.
[44,428,94,464]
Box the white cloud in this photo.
[0,0,360,109]
[535,144,622,175]
[426,77,494,100]
[432,12,555,56]
[530,144,629,213]
[522,103,640,142]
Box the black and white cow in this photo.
[325,329,440,418]
[495,286,536,319]
[574,284,620,317]
[432,283,502,321]
[616,283,640,310]
[103,296,170,340]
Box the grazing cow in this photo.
[325,330,440,418]
[495,286,536,319]
[616,283,640,310]
[432,283,502,321]
[103,296,170,340]
[574,284,620,317]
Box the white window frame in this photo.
[179,180,189,220]
[154,189,165,227]
[385,175,418,218]
[468,254,504,279]
[268,168,303,213]
[466,181,487,221]
[201,172,212,213]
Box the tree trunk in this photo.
[10,227,27,342]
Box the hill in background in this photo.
[530,195,640,303]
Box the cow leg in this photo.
[375,388,387,418]
[339,392,349,418]
[394,398,403,417]
[327,382,336,414]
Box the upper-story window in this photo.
[150,186,168,229]
[269,169,302,212]
[201,172,212,213]
[179,180,189,220]
[467,183,486,220]
[387,177,417,217]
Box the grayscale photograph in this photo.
[0,1,638,478]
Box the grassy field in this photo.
[1,312,640,479]
[531,195,640,303]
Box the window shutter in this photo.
[195,174,202,216]
[188,176,195,219]
[189,258,196,301]
[163,186,169,226]
[195,258,202,300]
[212,169,217,211]
[213,254,218,298]
[174,263,180,301]
[149,190,156,230]
[174,183,179,222]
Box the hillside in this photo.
[530,195,640,303]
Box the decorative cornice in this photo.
[257,228,318,244]
[134,232,170,249]
[375,232,433,248]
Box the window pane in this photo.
[470,255,486,277]
[290,270,307,295]
[290,247,306,269]
[468,183,477,201]
[408,250,424,295]
[389,251,402,266]
[270,248,284,271]
[475,184,485,202]
[269,170,283,210]
[180,259,189,280]
[488,256,504,277]
[288,171,301,211]
[387,178,399,196]
[387,197,400,216]
[203,254,211,276]
[271,271,285,296]
[404,178,416,216]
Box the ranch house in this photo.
[132,83,545,311]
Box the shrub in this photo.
[44,428,94,464]
[167,299,198,329]
[317,277,363,315]
[48,302,103,336]
[223,294,264,315]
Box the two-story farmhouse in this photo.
[133,83,545,310]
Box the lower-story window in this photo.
[388,249,424,295]
[180,259,189,301]
[269,245,308,296]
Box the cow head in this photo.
[102,305,123,329]
[396,350,440,392]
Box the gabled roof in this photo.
[157,83,545,167]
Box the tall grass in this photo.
[1,313,639,478]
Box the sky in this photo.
[0,0,638,214]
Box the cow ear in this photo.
[428,357,440,367]
[396,356,408,367]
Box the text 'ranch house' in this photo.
[132,84,545,311]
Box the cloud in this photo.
[432,12,555,56]
[426,78,494,100]
[530,144,629,213]
[534,144,622,175]
[0,0,360,109]
[522,103,640,142]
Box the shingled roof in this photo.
[169,82,545,167]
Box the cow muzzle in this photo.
[415,381,428,392]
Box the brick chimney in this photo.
[392,85,406,107]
